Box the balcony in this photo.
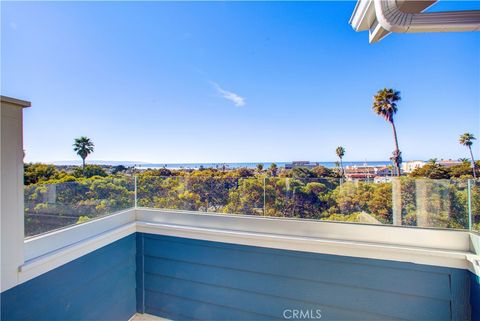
[3,0,480,316]
[5,193,480,320]
[0,97,478,321]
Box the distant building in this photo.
[374,176,392,184]
[344,165,392,182]
[284,161,319,169]
[438,159,462,168]
[402,160,426,173]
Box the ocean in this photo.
[136,161,391,170]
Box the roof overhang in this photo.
[1,96,31,108]
[350,0,480,43]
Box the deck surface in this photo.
[131,313,170,321]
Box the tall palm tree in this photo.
[373,88,402,176]
[336,146,345,176]
[459,133,477,179]
[73,136,94,171]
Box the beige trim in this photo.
[19,222,136,284]
[0,96,31,108]
[25,209,136,260]
[136,208,472,252]
[137,220,473,270]
[10,208,480,291]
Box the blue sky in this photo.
[2,1,479,163]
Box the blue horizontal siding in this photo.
[1,232,474,321]
[139,233,471,321]
[1,234,137,321]
[472,272,480,321]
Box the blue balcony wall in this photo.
[137,233,471,321]
[1,232,475,321]
[1,234,137,321]
[472,272,480,321]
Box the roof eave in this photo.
[1,96,31,108]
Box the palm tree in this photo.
[256,163,264,172]
[373,88,402,176]
[73,136,94,171]
[336,146,345,176]
[268,163,278,177]
[459,133,477,179]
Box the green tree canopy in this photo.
[112,165,128,174]
[24,163,59,185]
[409,163,451,179]
[73,165,108,178]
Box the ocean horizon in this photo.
[49,160,398,169]
[135,161,391,170]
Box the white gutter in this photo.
[374,0,480,33]
[350,0,480,43]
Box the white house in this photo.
[402,160,426,173]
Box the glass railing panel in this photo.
[135,175,476,230]
[136,175,186,210]
[220,177,264,215]
[263,177,473,229]
[393,178,470,229]
[137,175,264,215]
[471,179,480,232]
[24,176,135,237]
[264,177,341,220]
[25,174,478,235]
[322,179,394,225]
[183,176,238,213]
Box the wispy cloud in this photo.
[211,82,245,107]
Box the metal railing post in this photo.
[392,177,402,226]
[134,175,138,208]
[467,179,472,231]
[263,177,266,216]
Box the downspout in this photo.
[374,0,480,34]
